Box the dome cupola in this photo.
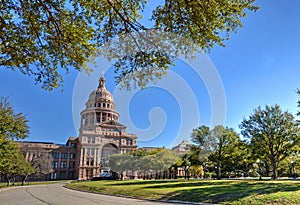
[80,74,119,130]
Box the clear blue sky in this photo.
[1,0,300,148]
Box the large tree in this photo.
[191,125,239,179]
[240,104,300,180]
[1,0,258,90]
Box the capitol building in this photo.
[18,75,138,180]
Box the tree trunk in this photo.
[5,174,11,186]
[264,160,270,177]
[272,160,278,180]
[217,163,222,180]
[21,175,28,186]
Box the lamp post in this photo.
[256,159,262,180]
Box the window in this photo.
[60,161,68,169]
[87,148,94,156]
[50,172,57,180]
[69,162,76,168]
[70,153,76,159]
[53,153,59,159]
[86,158,94,166]
[70,143,76,149]
[52,161,58,169]
[126,139,133,146]
[92,137,95,144]
[61,153,68,159]
[60,171,67,179]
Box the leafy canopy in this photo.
[0,97,29,140]
[1,0,258,90]
[240,104,300,179]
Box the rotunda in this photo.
[77,74,137,180]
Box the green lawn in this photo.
[66,179,300,204]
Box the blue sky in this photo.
[1,0,300,148]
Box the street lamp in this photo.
[256,159,262,180]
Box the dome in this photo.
[81,74,119,126]
[88,75,113,103]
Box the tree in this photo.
[15,153,35,186]
[152,149,179,179]
[223,140,252,178]
[108,153,132,180]
[1,0,258,90]
[0,97,29,140]
[0,137,34,186]
[297,89,300,123]
[191,125,239,179]
[0,97,32,186]
[240,104,300,180]
[30,152,54,179]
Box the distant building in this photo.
[18,75,137,180]
[171,140,192,155]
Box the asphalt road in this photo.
[0,183,193,205]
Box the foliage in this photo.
[297,89,300,123]
[108,153,133,179]
[109,148,180,179]
[240,104,300,180]
[14,152,35,185]
[0,97,33,186]
[0,137,34,186]
[223,140,253,177]
[0,97,29,140]
[191,125,239,179]
[1,0,258,90]
[29,152,54,178]
[188,165,204,178]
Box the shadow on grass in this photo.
[157,181,300,204]
[107,179,182,186]
[145,180,238,189]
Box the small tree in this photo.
[240,104,300,180]
[30,152,54,180]
[16,154,35,186]
[0,137,34,186]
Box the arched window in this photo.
[101,143,118,158]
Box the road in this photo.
[0,183,193,205]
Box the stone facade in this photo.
[18,75,137,180]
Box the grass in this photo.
[66,179,300,204]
